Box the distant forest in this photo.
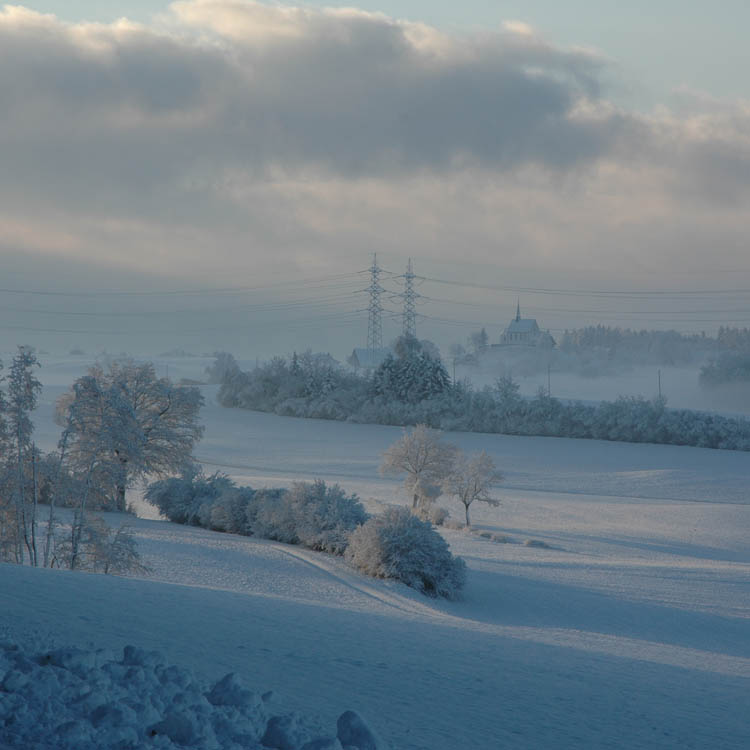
[212,330,750,452]
[452,325,750,386]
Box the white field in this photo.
[2,354,750,749]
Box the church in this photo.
[499,303,555,347]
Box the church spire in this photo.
[516,300,521,322]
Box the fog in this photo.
[1,2,749,416]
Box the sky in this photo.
[2,1,750,358]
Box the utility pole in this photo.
[402,258,418,339]
[366,253,385,352]
[658,369,662,399]
[547,364,551,397]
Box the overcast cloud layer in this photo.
[2,1,750,353]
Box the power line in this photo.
[0,272,364,298]
[422,276,750,299]
[0,291,363,318]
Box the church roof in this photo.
[505,318,539,334]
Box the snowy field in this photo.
[2,353,750,748]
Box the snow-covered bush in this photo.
[144,471,235,526]
[427,506,450,526]
[145,476,367,556]
[442,518,465,531]
[208,486,256,534]
[346,507,466,599]
[252,480,368,554]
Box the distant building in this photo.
[348,347,392,369]
[499,303,555,348]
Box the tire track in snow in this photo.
[271,545,750,678]
[272,544,443,620]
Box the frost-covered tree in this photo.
[6,347,42,565]
[381,424,457,510]
[371,337,450,404]
[443,451,502,526]
[468,328,489,356]
[59,360,204,512]
[205,351,241,384]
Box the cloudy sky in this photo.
[2,1,750,357]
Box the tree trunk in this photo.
[116,483,127,513]
[115,455,128,512]
[30,446,38,566]
[71,457,95,570]
[44,431,68,568]
[464,503,470,527]
[16,438,28,565]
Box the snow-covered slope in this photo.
[1,356,749,749]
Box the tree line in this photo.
[215,340,750,451]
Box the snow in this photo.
[0,638,383,749]
[2,353,750,748]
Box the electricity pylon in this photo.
[366,253,384,352]
[402,258,418,338]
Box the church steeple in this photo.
[516,300,521,322]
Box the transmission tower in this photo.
[366,253,385,351]
[402,258,418,338]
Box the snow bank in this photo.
[0,641,388,750]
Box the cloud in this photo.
[502,20,535,37]
[0,0,748,316]
[0,2,616,185]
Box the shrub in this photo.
[244,487,285,536]
[52,514,149,574]
[346,507,466,598]
[442,518,465,531]
[253,480,368,554]
[144,471,235,525]
[427,506,450,526]
[209,486,256,534]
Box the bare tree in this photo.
[443,451,502,526]
[91,520,150,575]
[381,424,457,511]
[51,514,148,575]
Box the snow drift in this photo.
[0,640,387,750]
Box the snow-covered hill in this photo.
[1,355,749,748]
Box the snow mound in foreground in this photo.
[0,641,388,750]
